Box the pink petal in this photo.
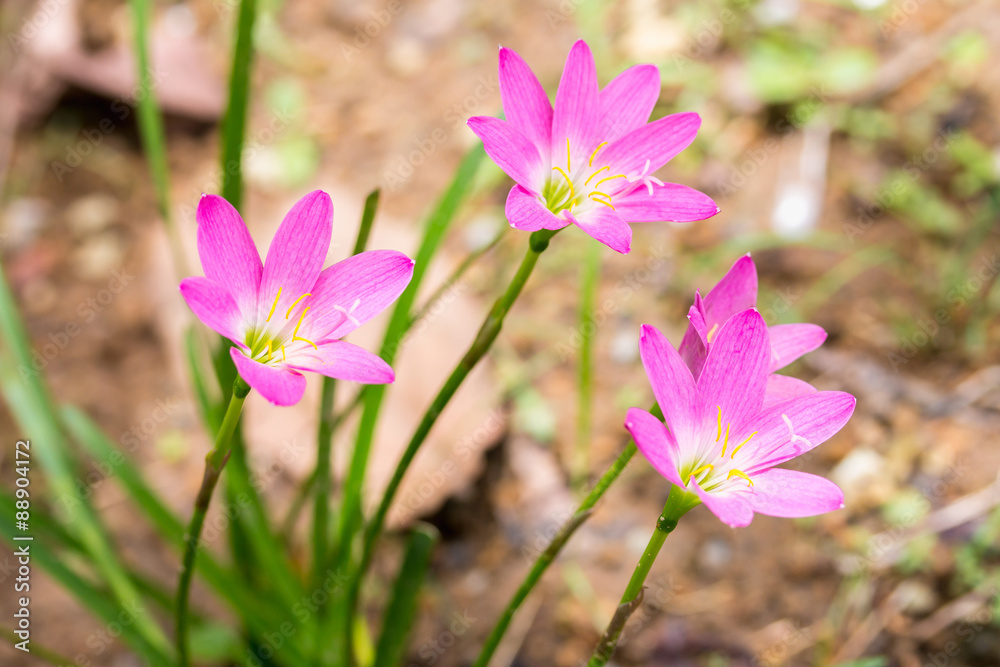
[286,340,394,384]
[505,185,569,232]
[703,254,757,329]
[696,309,771,431]
[196,194,262,313]
[467,116,544,190]
[551,40,600,168]
[748,469,845,518]
[499,47,553,157]
[179,277,244,343]
[638,324,700,445]
[625,407,684,487]
[599,64,661,142]
[740,391,856,472]
[678,291,709,379]
[691,479,754,528]
[614,183,719,223]
[768,323,827,372]
[303,250,415,340]
[230,347,307,406]
[564,207,631,254]
[762,374,817,410]
[258,191,333,323]
[600,112,701,178]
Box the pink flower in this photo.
[628,311,855,527]
[180,191,414,406]
[678,254,828,408]
[467,40,719,254]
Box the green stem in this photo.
[347,229,557,663]
[587,485,696,667]
[573,242,600,489]
[175,376,251,667]
[220,0,258,209]
[471,404,661,667]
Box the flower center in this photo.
[542,138,627,215]
[681,406,757,491]
[245,287,318,363]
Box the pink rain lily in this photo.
[180,191,414,406]
[627,310,855,527]
[678,254,828,408]
[467,40,719,254]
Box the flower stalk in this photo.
[587,485,697,667]
[175,375,251,667]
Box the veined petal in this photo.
[626,407,684,487]
[304,250,415,340]
[769,323,827,372]
[703,254,757,329]
[748,469,845,518]
[505,185,570,232]
[614,183,719,223]
[763,374,817,410]
[564,207,631,254]
[499,47,553,156]
[697,309,770,432]
[551,40,600,167]
[739,391,856,472]
[258,190,333,322]
[691,479,754,528]
[467,116,544,190]
[286,340,394,384]
[179,277,244,343]
[230,347,307,406]
[600,112,701,178]
[678,291,709,379]
[599,64,661,142]
[196,194,262,312]
[638,324,700,446]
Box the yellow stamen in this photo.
[280,344,286,362]
[727,469,753,487]
[590,197,616,210]
[566,137,571,172]
[584,165,610,186]
[716,406,722,442]
[552,166,575,199]
[707,323,719,343]
[291,306,319,350]
[688,463,714,484]
[266,287,282,323]
[595,174,627,188]
[719,423,731,458]
[589,141,608,167]
[588,192,615,210]
[730,431,757,459]
[285,292,312,319]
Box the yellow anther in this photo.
[292,306,310,338]
[716,406,722,442]
[552,166,575,199]
[589,141,608,167]
[727,469,753,487]
[280,344,286,362]
[585,165,609,186]
[595,174,626,188]
[566,137,571,173]
[293,335,318,350]
[719,423,731,458]
[285,292,312,319]
[588,192,615,210]
[266,287,282,323]
[590,197,616,210]
[707,323,719,343]
[690,463,714,479]
[730,431,757,459]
